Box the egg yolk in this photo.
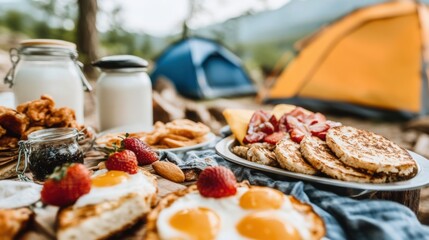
[169,207,220,240]
[236,212,301,240]
[91,170,130,187]
[239,187,284,210]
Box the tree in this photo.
[77,0,98,77]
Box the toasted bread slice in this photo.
[0,208,33,239]
[57,169,157,240]
[326,126,417,179]
[301,136,387,183]
[275,139,318,175]
[144,183,325,240]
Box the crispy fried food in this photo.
[160,138,195,148]
[97,119,212,150]
[165,119,210,138]
[0,136,19,150]
[0,126,6,138]
[0,106,7,115]
[0,95,83,150]
[46,107,79,128]
[17,94,54,126]
[0,109,29,137]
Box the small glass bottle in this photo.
[93,55,153,132]
[17,128,84,181]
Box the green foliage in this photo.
[3,11,26,32]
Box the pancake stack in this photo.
[298,126,417,183]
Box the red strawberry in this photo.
[264,132,286,144]
[41,163,91,207]
[105,150,138,174]
[197,166,237,198]
[122,137,159,165]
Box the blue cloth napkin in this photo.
[159,147,429,240]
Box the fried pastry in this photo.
[0,136,19,150]
[165,119,210,138]
[17,94,54,126]
[46,107,79,128]
[21,126,45,140]
[0,125,6,138]
[0,109,29,137]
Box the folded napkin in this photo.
[159,139,429,240]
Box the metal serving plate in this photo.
[215,136,429,192]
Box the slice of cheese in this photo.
[223,109,255,145]
[223,104,305,144]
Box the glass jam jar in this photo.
[4,39,92,124]
[17,128,84,181]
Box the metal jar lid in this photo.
[92,55,148,72]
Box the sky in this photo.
[98,0,291,36]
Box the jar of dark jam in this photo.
[17,128,84,181]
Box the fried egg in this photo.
[156,186,316,240]
[74,169,156,208]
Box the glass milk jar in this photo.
[93,55,153,131]
[4,39,92,124]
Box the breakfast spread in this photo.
[223,104,418,183]
[0,98,427,239]
[96,119,211,150]
[145,166,326,240]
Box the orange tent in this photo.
[263,1,429,119]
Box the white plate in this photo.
[97,125,216,153]
[215,136,429,191]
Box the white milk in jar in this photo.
[4,39,92,124]
[93,55,153,131]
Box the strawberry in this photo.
[264,132,286,144]
[122,136,159,165]
[41,163,91,207]
[105,150,138,174]
[197,166,237,198]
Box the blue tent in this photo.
[150,37,256,99]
